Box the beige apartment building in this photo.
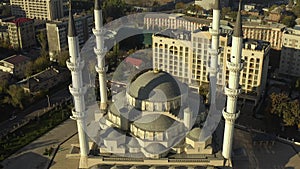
[242,23,285,50]
[46,13,93,59]
[223,40,270,104]
[6,18,36,50]
[279,28,300,77]
[10,0,63,20]
[144,13,209,31]
[153,29,270,105]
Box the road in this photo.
[0,87,71,138]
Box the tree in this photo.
[1,5,11,16]
[102,0,126,21]
[270,93,300,128]
[56,51,69,67]
[281,15,296,27]
[0,79,8,93]
[4,85,29,109]
[282,100,300,127]
[36,31,48,57]
[292,5,300,18]
[25,61,34,77]
[199,84,209,102]
[175,2,185,9]
[221,7,231,19]
[34,56,51,72]
[295,79,300,90]
[270,92,289,116]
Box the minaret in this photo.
[66,8,89,157]
[222,0,243,163]
[208,0,220,105]
[93,0,108,110]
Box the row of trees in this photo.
[0,81,31,110]
[270,93,300,128]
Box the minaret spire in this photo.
[68,5,76,37]
[233,0,243,37]
[66,2,89,163]
[93,0,108,110]
[222,0,243,165]
[208,0,221,105]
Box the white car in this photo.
[9,115,17,121]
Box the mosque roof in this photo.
[186,127,202,141]
[144,143,167,154]
[128,69,181,101]
[133,114,175,132]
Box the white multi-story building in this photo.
[46,13,93,59]
[279,28,300,77]
[153,29,270,105]
[10,0,64,20]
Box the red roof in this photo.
[4,55,29,65]
[10,18,32,26]
[125,57,143,67]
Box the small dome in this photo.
[133,114,175,132]
[128,69,181,101]
[106,129,122,139]
[187,127,201,141]
[127,137,140,148]
[144,143,167,154]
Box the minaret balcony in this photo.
[226,60,243,73]
[69,84,88,97]
[222,108,240,122]
[70,108,86,119]
[208,67,218,75]
[209,28,219,36]
[95,65,106,73]
[67,59,84,72]
[224,86,240,98]
[94,47,107,56]
[93,28,106,36]
[209,48,219,56]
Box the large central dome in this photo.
[128,69,181,101]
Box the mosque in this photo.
[66,0,244,168]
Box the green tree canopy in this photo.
[270,92,300,127]
[175,2,185,9]
[36,31,48,57]
[4,85,29,109]
[102,0,126,21]
[281,15,296,27]
[0,79,8,93]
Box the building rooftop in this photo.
[128,69,181,101]
[155,29,191,41]
[243,39,270,51]
[10,18,32,26]
[125,57,143,67]
[284,27,300,36]
[2,55,29,65]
